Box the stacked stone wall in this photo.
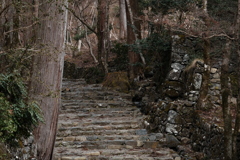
[143,34,239,159]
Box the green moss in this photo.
[102,72,130,93]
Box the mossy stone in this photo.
[102,72,130,93]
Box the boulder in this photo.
[166,134,180,148]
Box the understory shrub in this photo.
[0,73,43,146]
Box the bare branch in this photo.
[3,20,40,35]
[171,28,235,40]
[0,3,12,16]
[65,5,97,35]
[206,33,235,40]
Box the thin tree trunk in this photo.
[197,34,210,109]
[126,0,145,80]
[29,0,68,159]
[221,40,232,160]
[12,0,20,46]
[119,0,127,40]
[86,27,98,63]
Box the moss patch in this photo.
[102,72,130,93]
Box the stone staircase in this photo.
[53,79,181,160]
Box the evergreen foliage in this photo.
[0,73,43,146]
[111,42,129,71]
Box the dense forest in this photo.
[0,0,240,159]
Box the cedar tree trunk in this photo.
[97,0,110,74]
[29,0,67,159]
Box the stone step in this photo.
[62,98,132,103]
[62,91,132,98]
[62,96,132,102]
[59,106,142,117]
[59,113,145,124]
[60,109,138,114]
[58,123,141,132]
[62,100,132,108]
[62,89,131,96]
[55,133,164,142]
[60,106,139,113]
[62,84,103,91]
[53,148,178,160]
[61,103,133,110]
[58,111,142,119]
[58,119,141,127]
[62,97,130,105]
[54,79,180,160]
[55,139,166,150]
[57,129,149,137]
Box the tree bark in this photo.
[126,0,145,81]
[197,34,210,109]
[233,0,240,159]
[119,0,127,40]
[29,0,68,159]
[97,0,110,74]
[221,40,232,160]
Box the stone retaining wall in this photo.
[142,34,239,159]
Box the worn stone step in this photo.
[55,139,165,150]
[61,103,132,110]
[58,112,142,120]
[61,103,134,111]
[59,109,138,114]
[54,79,180,160]
[60,106,139,113]
[53,148,178,160]
[62,89,132,96]
[58,114,143,121]
[62,84,103,91]
[58,110,141,119]
[62,92,132,101]
[58,119,141,127]
[58,124,141,132]
[57,128,149,137]
[55,133,164,142]
[59,108,140,115]
[62,99,132,106]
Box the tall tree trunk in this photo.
[233,0,240,159]
[197,34,210,109]
[126,0,145,81]
[29,0,68,159]
[221,40,232,160]
[119,0,127,40]
[97,0,110,74]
